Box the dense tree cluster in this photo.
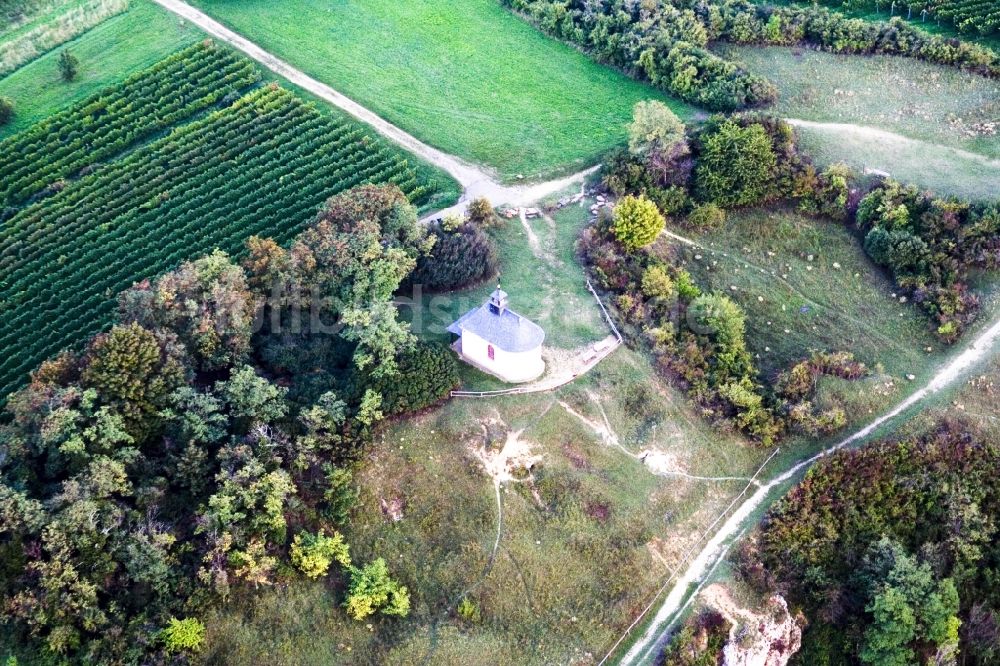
[605,112,851,225]
[502,0,999,112]
[740,422,1000,664]
[857,179,1000,342]
[0,185,460,662]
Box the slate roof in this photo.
[447,302,545,353]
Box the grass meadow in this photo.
[715,45,1000,199]
[0,0,202,137]
[197,193,777,665]
[188,0,700,182]
[199,338,770,665]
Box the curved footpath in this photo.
[615,310,1000,665]
[151,0,597,216]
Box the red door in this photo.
[487,344,495,361]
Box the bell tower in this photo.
[488,284,508,315]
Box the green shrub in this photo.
[290,530,351,579]
[345,558,410,620]
[457,597,482,624]
[641,265,676,300]
[685,203,726,231]
[611,195,665,251]
[694,119,777,207]
[160,618,206,654]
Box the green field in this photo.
[0,0,203,137]
[189,0,699,182]
[714,45,1000,199]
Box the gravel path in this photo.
[153,0,598,215]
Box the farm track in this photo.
[152,0,598,215]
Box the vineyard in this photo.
[930,0,1000,34]
[0,50,439,401]
[812,0,998,34]
[0,40,260,211]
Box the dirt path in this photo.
[785,118,1000,169]
[614,310,1000,665]
[153,0,598,216]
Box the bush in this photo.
[611,195,665,251]
[685,203,726,231]
[358,342,459,415]
[408,220,499,291]
[290,530,351,579]
[466,197,500,228]
[160,618,206,654]
[0,97,13,126]
[694,119,777,207]
[345,558,411,620]
[58,50,79,82]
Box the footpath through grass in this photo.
[714,44,1000,199]
[189,0,699,182]
[0,0,202,137]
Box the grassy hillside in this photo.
[188,0,700,182]
[714,44,1000,199]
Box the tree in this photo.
[628,100,686,156]
[119,251,256,372]
[860,539,961,665]
[58,50,79,82]
[611,195,665,251]
[160,618,206,654]
[0,96,13,126]
[628,100,691,188]
[694,120,777,207]
[345,558,411,620]
[81,323,184,441]
[215,365,288,432]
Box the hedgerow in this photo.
[501,0,999,112]
[805,0,999,36]
[0,80,437,403]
